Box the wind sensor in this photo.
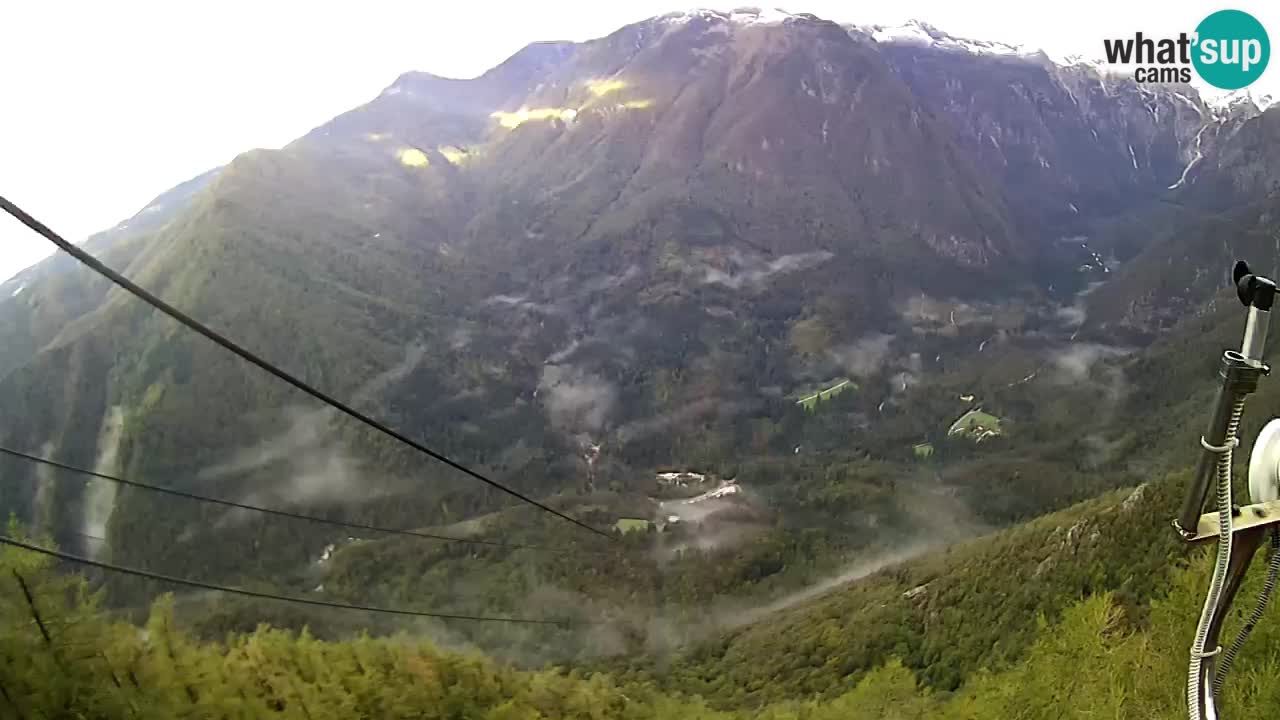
[1176,261,1279,720]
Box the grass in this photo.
[614,518,651,534]
[396,148,429,167]
[797,378,854,411]
[948,409,1003,441]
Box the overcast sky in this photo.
[2,0,1277,282]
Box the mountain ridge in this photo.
[0,10,1276,699]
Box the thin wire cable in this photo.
[0,536,591,626]
[0,195,612,541]
[0,446,580,554]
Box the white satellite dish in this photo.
[1248,418,1280,503]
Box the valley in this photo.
[1,6,1280,718]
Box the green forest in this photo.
[6,518,1280,719]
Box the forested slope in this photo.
[4,521,1279,719]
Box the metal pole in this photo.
[1178,353,1264,536]
[1196,527,1268,720]
[1242,306,1271,362]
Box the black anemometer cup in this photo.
[1235,260,1277,311]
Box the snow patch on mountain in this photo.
[1043,51,1100,69]
[661,7,801,28]
[1201,88,1274,118]
[865,20,932,47]
[729,7,796,25]
[854,19,1119,74]
[857,20,1023,56]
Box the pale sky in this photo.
[2,0,1277,282]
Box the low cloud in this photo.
[546,339,581,364]
[829,333,894,378]
[449,327,472,350]
[727,542,936,628]
[580,265,640,294]
[32,441,56,535]
[332,480,989,668]
[723,484,986,628]
[201,409,326,480]
[657,520,766,557]
[615,398,719,444]
[663,477,983,634]
[1055,280,1104,328]
[1056,305,1087,327]
[660,496,738,525]
[615,399,757,445]
[538,365,617,432]
[1080,433,1129,470]
[1050,343,1131,382]
[484,294,560,315]
[199,344,427,507]
[257,452,373,506]
[682,248,833,289]
[353,343,426,405]
[889,371,916,394]
[200,409,388,507]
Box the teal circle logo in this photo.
[1192,10,1270,90]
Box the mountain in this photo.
[1080,105,1280,337]
[2,7,1277,698]
[0,168,220,379]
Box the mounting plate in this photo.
[1249,419,1280,504]
[1190,499,1280,543]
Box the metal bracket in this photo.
[1195,525,1270,720]
[1189,499,1280,543]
